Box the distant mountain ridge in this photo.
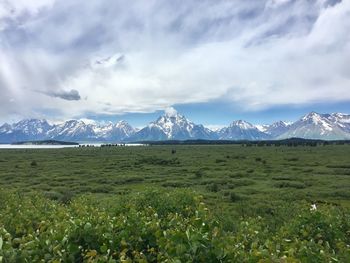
[1,111,350,143]
[0,119,137,143]
[218,120,271,140]
[277,112,350,140]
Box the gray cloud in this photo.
[31,88,81,101]
[45,89,81,101]
[0,0,349,121]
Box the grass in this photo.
[1,145,350,209]
[0,145,350,261]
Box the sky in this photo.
[0,0,349,127]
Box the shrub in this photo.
[229,172,244,178]
[229,192,242,202]
[136,157,180,166]
[285,157,299,162]
[0,190,349,262]
[207,183,219,192]
[194,169,205,178]
[274,181,306,189]
[161,181,190,188]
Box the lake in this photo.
[0,144,79,149]
[0,143,147,149]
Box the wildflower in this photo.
[310,204,317,211]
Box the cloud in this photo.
[0,0,349,121]
[43,89,81,101]
[164,107,178,117]
[0,0,55,30]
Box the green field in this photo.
[0,145,350,262]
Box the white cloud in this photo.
[265,0,291,9]
[0,0,55,29]
[164,107,178,117]
[0,0,349,121]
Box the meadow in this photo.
[0,145,350,262]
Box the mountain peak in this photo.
[271,120,290,127]
[155,112,188,126]
[116,120,130,126]
[230,120,255,129]
[277,111,350,140]
[16,118,49,124]
[301,112,333,127]
[114,120,135,133]
[131,109,215,141]
[331,112,350,118]
[220,120,269,140]
[63,120,86,127]
[1,111,350,142]
[302,111,323,121]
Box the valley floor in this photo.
[0,145,349,261]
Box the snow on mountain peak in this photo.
[231,120,255,130]
[151,112,192,138]
[301,112,333,131]
[2,111,350,142]
[116,120,131,127]
[331,113,350,123]
[255,124,268,132]
[131,110,215,141]
[276,121,290,126]
[302,111,320,121]
[219,120,270,140]
[13,119,51,135]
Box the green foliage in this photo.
[1,145,350,209]
[136,156,180,166]
[229,192,242,202]
[0,190,349,262]
[0,145,350,261]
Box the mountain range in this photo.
[1,111,350,143]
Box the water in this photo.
[0,144,79,149]
[0,143,147,149]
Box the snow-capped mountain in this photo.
[13,119,52,136]
[331,113,350,133]
[0,119,136,143]
[0,123,13,134]
[47,120,97,141]
[130,112,216,141]
[278,112,350,140]
[1,111,350,143]
[47,120,137,142]
[219,120,271,140]
[0,119,53,143]
[93,121,136,141]
[262,121,291,138]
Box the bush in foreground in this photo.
[0,190,349,262]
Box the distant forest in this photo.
[138,138,350,146]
